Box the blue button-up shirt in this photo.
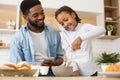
[10,24,63,63]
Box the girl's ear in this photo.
[71,12,76,18]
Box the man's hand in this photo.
[72,37,82,51]
[41,59,54,66]
[41,57,63,67]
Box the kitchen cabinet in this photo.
[0,0,19,31]
[103,0,120,39]
[0,29,15,49]
[0,4,17,31]
[0,4,17,49]
[0,36,10,49]
[40,0,104,15]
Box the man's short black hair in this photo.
[20,0,41,15]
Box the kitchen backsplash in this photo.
[92,38,120,59]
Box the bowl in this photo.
[52,65,73,77]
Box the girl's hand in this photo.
[72,37,82,51]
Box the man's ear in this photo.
[71,12,76,18]
[23,15,28,21]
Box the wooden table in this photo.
[0,77,119,80]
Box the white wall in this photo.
[0,49,10,65]
[0,0,19,5]
[64,0,104,14]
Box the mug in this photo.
[40,66,49,75]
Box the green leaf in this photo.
[96,52,120,65]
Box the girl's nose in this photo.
[64,22,69,29]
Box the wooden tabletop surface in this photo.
[0,77,119,80]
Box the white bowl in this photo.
[52,65,73,77]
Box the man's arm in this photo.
[10,35,23,63]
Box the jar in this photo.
[0,40,3,46]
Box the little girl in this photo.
[55,6,105,76]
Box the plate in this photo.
[98,72,120,78]
[0,69,37,76]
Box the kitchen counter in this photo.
[0,77,119,80]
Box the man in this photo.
[10,0,63,76]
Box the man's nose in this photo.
[38,14,45,20]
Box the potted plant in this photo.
[96,52,120,72]
[106,25,114,36]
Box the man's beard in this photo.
[28,18,44,29]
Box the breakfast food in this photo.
[16,61,31,70]
[0,61,31,70]
[4,63,17,69]
[0,63,17,70]
[105,62,120,72]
